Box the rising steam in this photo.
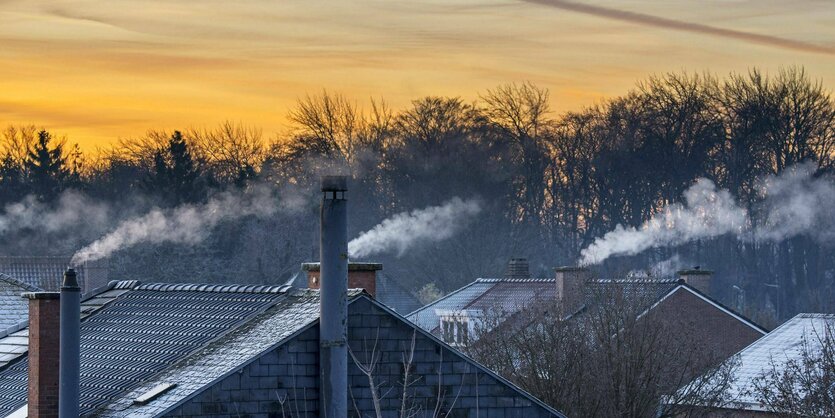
[580,163,835,265]
[580,179,747,265]
[71,185,281,264]
[0,191,110,235]
[348,197,482,258]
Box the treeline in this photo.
[1,67,833,322]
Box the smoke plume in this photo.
[348,197,482,258]
[756,164,835,242]
[580,163,835,265]
[0,191,111,235]
[71,185,280,264]
[580,179,747,265]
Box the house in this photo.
[0,256,109,295]
[668,313,835,417]
[0,177,564,418]
[408,259,556,347]
[409,260,767,365]
[0,279,564,418]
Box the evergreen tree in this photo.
[24,130,73,201]
[145,131,205,205]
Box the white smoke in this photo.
[580,179,747,265]
[71,185,280,264]
[756,163,835,242]
[348,197,482,259]
[580,163,835,265]
[0,191,111,235]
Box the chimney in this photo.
[319,175,348,417]
[59,268,80,418]
[22,291,60,418]
[677,268,713,295]
[555,266,590,316]
[303,262,383,297]
[503,258,531,279]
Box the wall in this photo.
[165,296,559,418]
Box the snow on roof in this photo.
[681,313,835,411]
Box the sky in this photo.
[0,0,833,150]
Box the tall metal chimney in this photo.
[59,268,80,418]
[319,176,348,417]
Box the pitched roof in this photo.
[681,313,835,411]
[0,281,295,416]
[0,279,561,417]
[408,278,557,332]
[0,256,108,293]
[375,272,422,314]
[0,274,40,338]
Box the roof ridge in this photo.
[133,282,290,294]
[476,277,555,283]
[0,272,43,292]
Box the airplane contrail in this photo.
[522,0,835,56]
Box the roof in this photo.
[0,256,108,293]
[0,274,40,338]
[0,281,296,416]
[682,313,835,411]
[408,278,557,332]
[0,278,563,418]
[376,272,422,314]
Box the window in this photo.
[439,315,469,347]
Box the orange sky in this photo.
[0,0,833,150]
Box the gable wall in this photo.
[165,297,559,418]
[646,288,763,365]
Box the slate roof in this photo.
[376,272,422,314]
[0,256,108,294]
[678,313,835,411]
[0,279,562,417]
[0,274,40,337]
[0,281,293,416]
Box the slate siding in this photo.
[165,326,320,418]
[167,297,558,418]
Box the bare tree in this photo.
[747,322,835,417]
[469,282,738,418]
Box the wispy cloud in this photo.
[522,0,835,55]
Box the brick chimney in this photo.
[677,268,713,295]
[22,291,61,418]
[503,258,531,279]
[555,266,590,316]
[302,262,382,297]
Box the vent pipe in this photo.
[319,176,348,417]
[59,268,80,418]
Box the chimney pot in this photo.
[59,268,80,418]
[503,258,531,280]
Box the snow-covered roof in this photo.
[679,313,835,412]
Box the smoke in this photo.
[756,164,835,242]
[348,197,482,259]
[580,163,835,265]
[71,185,281,264]
[580,179,747,265]
[0,191,111,235]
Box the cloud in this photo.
[521,0,835,56]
